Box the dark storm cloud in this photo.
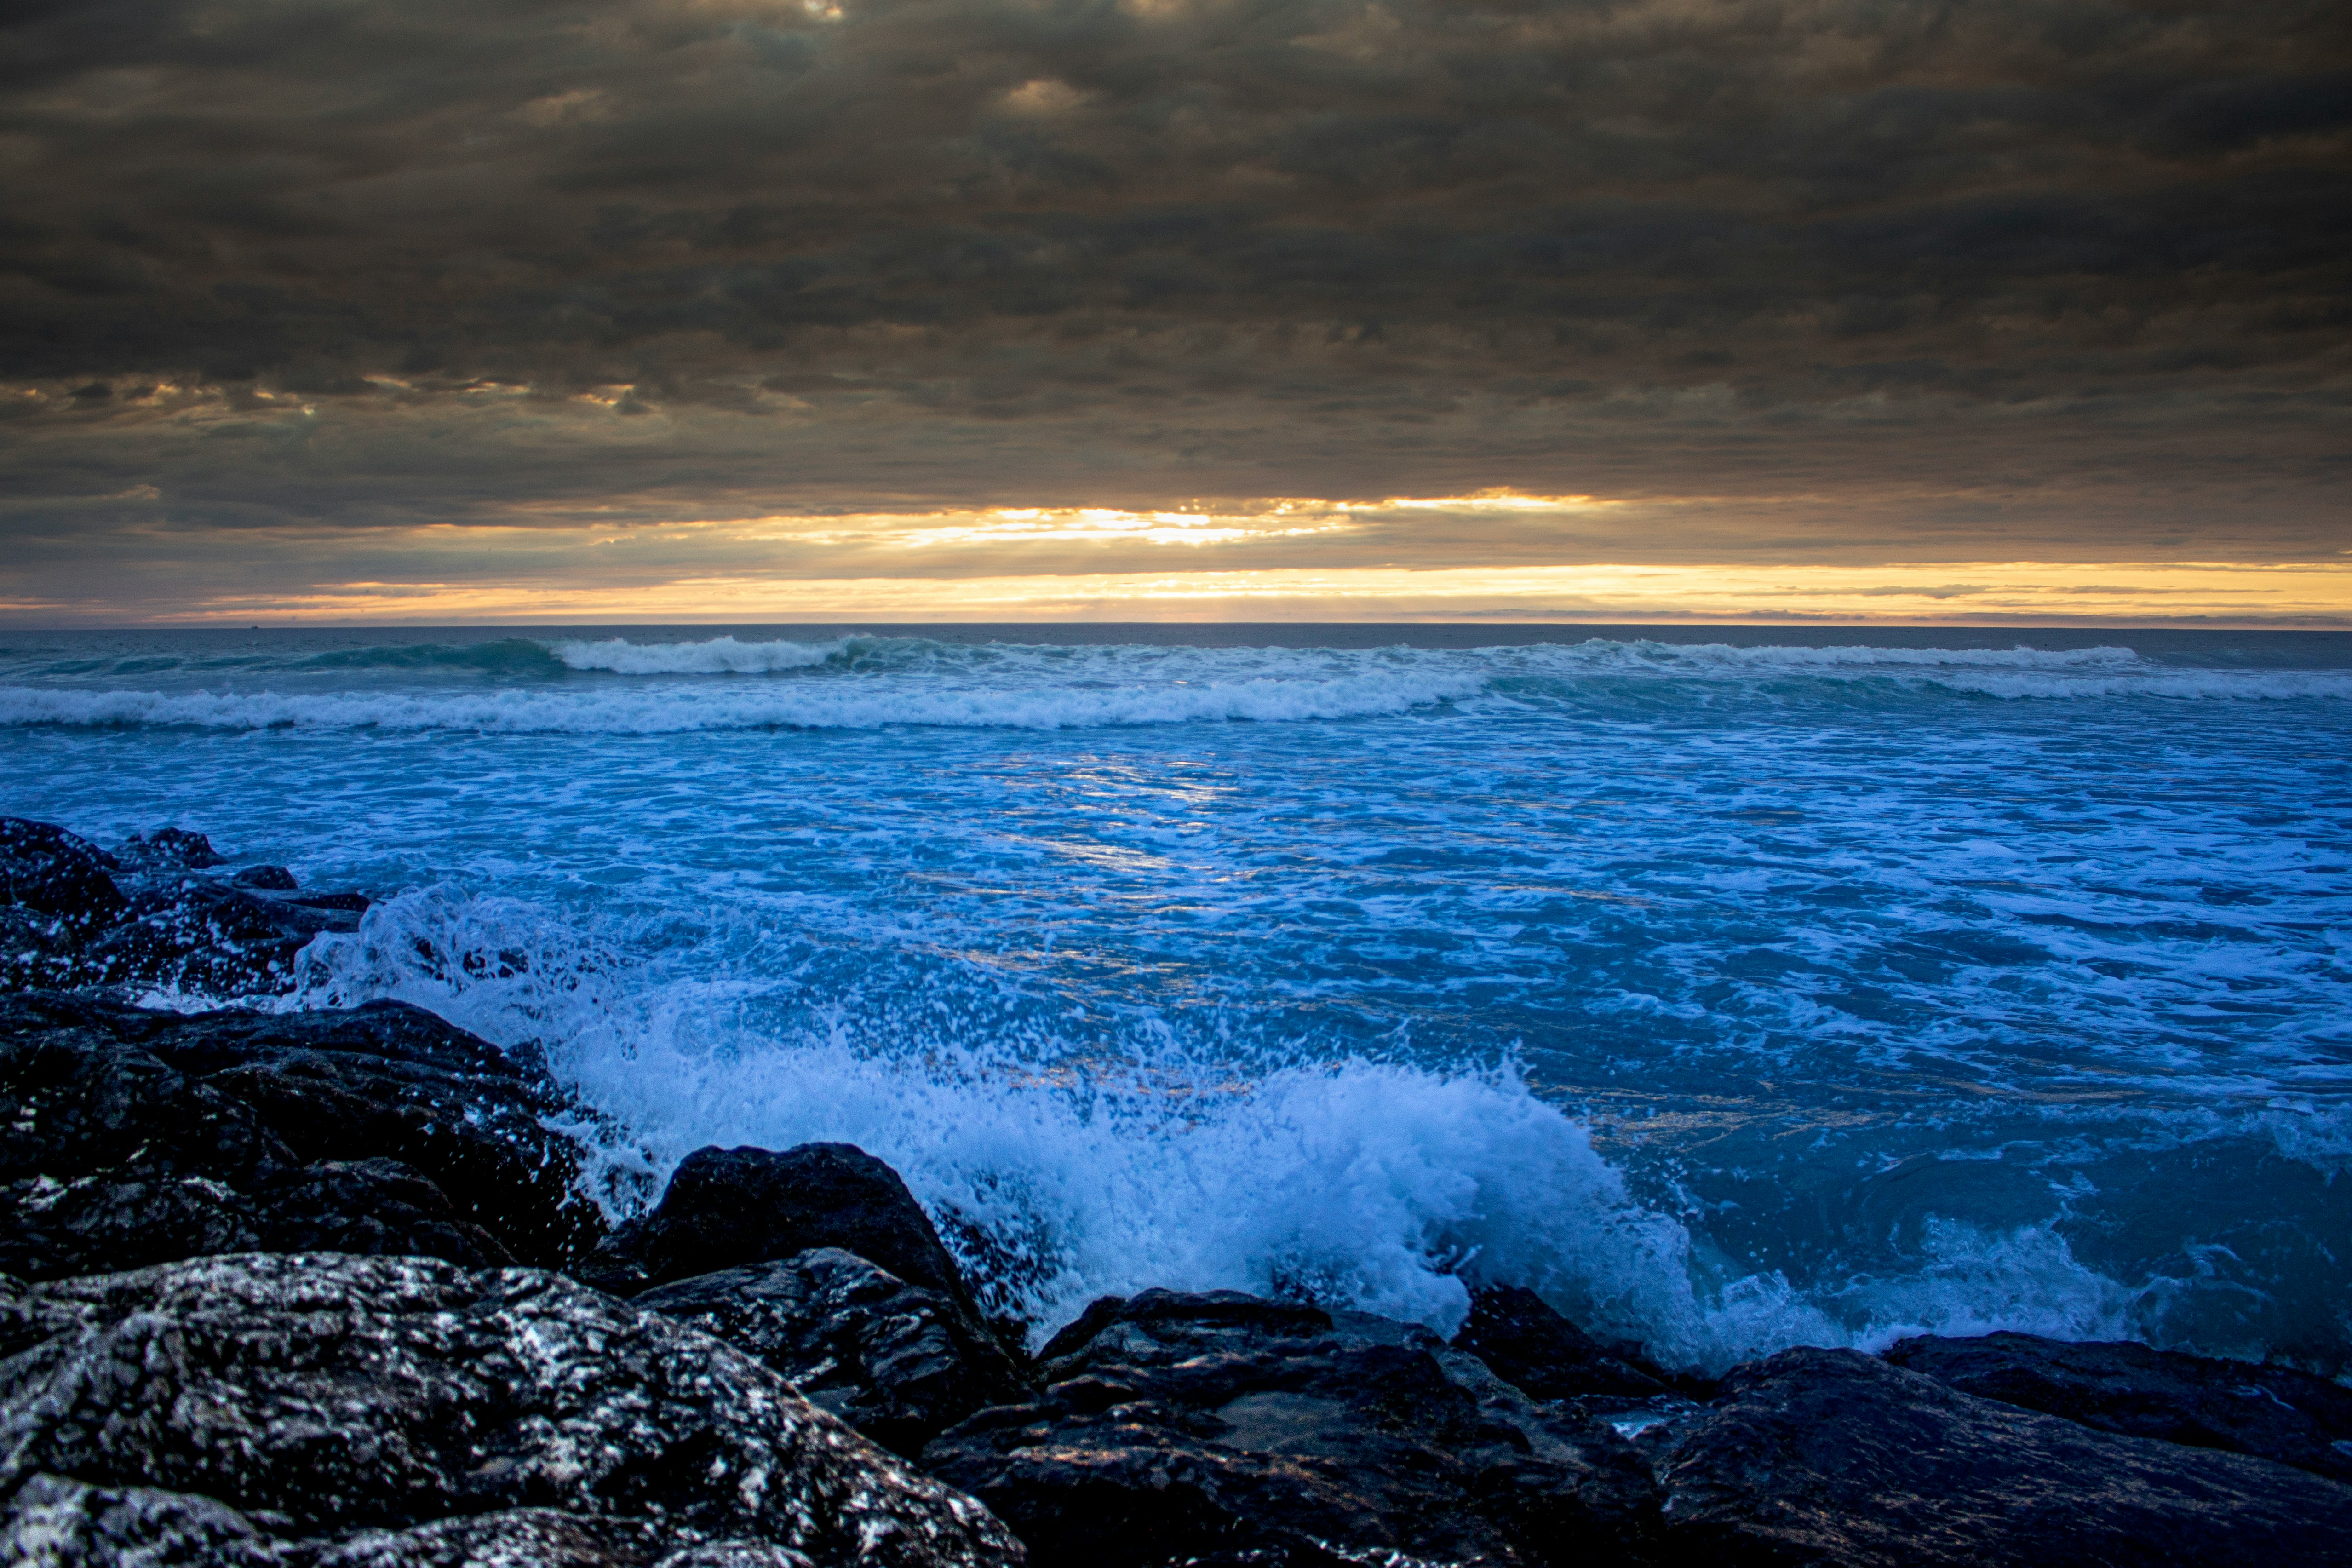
[1,0,2348,575]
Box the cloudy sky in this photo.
[4,0,2347,622]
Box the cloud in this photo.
[0,0,2347,613]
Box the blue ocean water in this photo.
[2,625,2347,1374]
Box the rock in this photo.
[0,1252,1025,1568]
[247,1158,511,1269]
[119,827,224,868]
[1883,1330,2352,1484]
[580,1144,978,1316]
[82,878,361,997]
[637,1248,1034,1458]
[0,992,607,1273]
[0,819,124,934]
[924,1288,1661,1568]
[0,1472,832,1568]
[0,907,95,998]
[1451,1284,1674,1400]
[0,817,377,1000]
[1653,1346,2352,1567]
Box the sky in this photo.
[3,0,2347,624]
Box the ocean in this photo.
[2,624,2347,1375]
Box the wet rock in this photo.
[0,818,124,934]
[581,1143,978,1316]
[1452,1284,1674,1400]
[247,1157,511,1268]
[120,826,224,868]
[638,1248,1034,1458]
[0,1252,1025,1568]
[1883,1330,2352,1484]
[0,1475,828,1567]
[84,878,360,996]
[1653,1346,2352,1567]
[0,907,95,997]
[0,992,606,1273]
[924,1288,1661,1568]
[233,864,301,890]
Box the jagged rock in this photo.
[580,1143,978,1315]
[924,1288,1660,1568]
[0,1252,1024,1568]
[1653,1346,2352,1566]
[0,819,123,934]
[1883,1330,2352,1484]
[0,1472,837,1568]
[1451,1284,1674,1400]
[0,907,84,993]
[247,1158,510,1268]
[637,1248,1034,1458]
[0,993,606,1273]
[84,879,360,996]
[0,817,376,1000]
[119,827,224,869]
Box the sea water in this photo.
[2,625,2346,1375]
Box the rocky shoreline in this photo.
[6,815,2352,1566]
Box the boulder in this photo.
[0,907,85,993]
[0,1252,1025,1568]
[1653,1346,2352,1566]
[119,827,224,869]
[0,992,607,1273]
[246,1157,511,1269]
[1,817,380,1001]
[84,878,361,996]
[580,1143,978,1315]
[638,1248,1034,1459]
[924,1288,1661,1568]
[1883,1330,2352,1483]
[0,819,123,934]
[1451,1283,1675,1400]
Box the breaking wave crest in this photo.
[278,886,2180,1369]
[1,637,2346,735]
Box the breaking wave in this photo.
[0,637,2346,734]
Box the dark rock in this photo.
[1883,1330,2352,1484]
[0,992,607,1273]
[0,906,92,994]
[120,826,224,868]
[247,1157,511,1268]
[580,1143,976,1316]
[0,1252,1025,1568]
[0,818,124,933]
[925,1287,1661,1568]
[1452,1283,1674,1400]
[84,879,360,996]
[0,1476,824,1567]
[233,864,300,890]
[1654,1346,2352,1566]
[285,888,371,913]
[637,1248,1035,1457]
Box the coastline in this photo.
[5,812,2351,1565]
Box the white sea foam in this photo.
[1,638,2344,735]
[0,667,1484,733]
[280,885,2180,1368]
[549,635,849,674]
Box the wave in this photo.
[2,638,2346,734]
[0,666,1481,733]
[275,885,2195,1370]
[549,635,851,675]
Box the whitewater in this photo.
[1,624,2346,1376]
